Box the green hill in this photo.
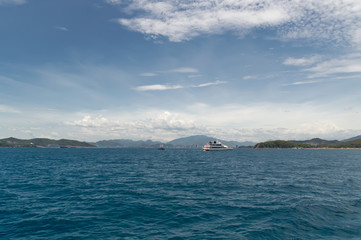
[0,137,95,148]
[94,139,166,148]
[342,135,361,142]
[254,137,361,149]
[254,140,313,149]
[337,139,361,148]
[291,138,340,146]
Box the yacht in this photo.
[158,144,165,150]
[202,140,232,151]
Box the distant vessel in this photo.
[158,145,165,150]
[202,141,232,151]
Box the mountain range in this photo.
[95,139,171,148]
[2,135,361,148]
[93,135,256,148]
[0,135,251,148]
[341,135,361,142]
[0,137,95,148]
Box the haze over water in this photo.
[1,148,361,239]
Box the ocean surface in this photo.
[1,148,361,239]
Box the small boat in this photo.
[202,140,232,151]
[158,145,165,150]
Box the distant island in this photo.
[0,137,95,148]
[0,135,254,149]
[1,135,361,149]
[254,137,361,149]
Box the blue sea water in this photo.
[1,148,361,239]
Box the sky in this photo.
[1,0,361,142]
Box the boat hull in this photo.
[203,147,232,151]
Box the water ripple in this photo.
[1,148,361,239]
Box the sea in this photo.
[1,148,361,239]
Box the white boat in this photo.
[202,140,233,151]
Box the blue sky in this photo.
[1,0,361,142]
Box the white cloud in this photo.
[134,80,227,91]
[65,111,202,141]
[2,103,360,142]
[353,28,361,46]
[61,103,361,142]
[116,0,290,42]
[192,80,227,88]
[54,26,69,31]
[283,55,321,66]
[306,53,361,77]
[296,121,342,135]
[68,115,110,128]
[283,80,322,86]
[134,84,183,91]
[148,111,198,131]
[0,0,25,5]
[109,0,361,44]
[282,53,361,79]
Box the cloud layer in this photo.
[65,111,201,141]
[62,104,360,142]
[111,0,361,44]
